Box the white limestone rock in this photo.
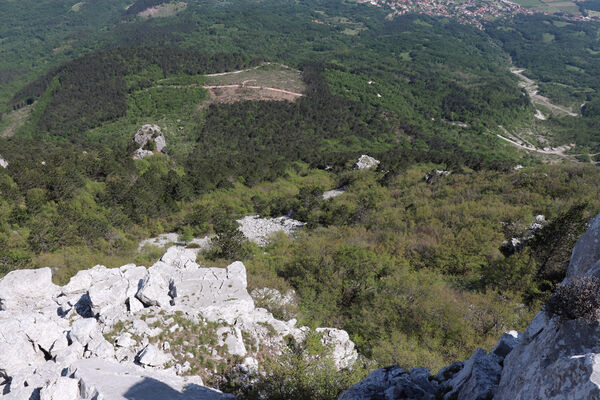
[161,246,199,269]
[322,187,346,200]
[217,327,247,357]
[354,154,380,170]
[425,169,451,184]
[0,267,59,311]
[237,215,305,246]
[70,318,100,347]
[136,344,173,367]
[316,328,358,369]
[0,315,49,380]
[171,261,255,324]
[0,155,7,168]
[39,376,81,400]
[136,268,173,308]
[240,357,259,375]
[127,295,145,313]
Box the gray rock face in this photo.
[339,366,438,400]
[565,212,600,282]
[495,315,600,400]
[354,154,380,170]
[442,348,502,400]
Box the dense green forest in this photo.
[2,0,600,398]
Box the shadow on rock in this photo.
[124,377,235,400]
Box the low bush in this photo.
[545,277,600,322]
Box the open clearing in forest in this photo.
[201,85,303,106]
[203,63,306,94]
[199,63,305,106]
[138,2,187,18]
[0,104,31,137]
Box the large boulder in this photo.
[171,261,255,324]
[136,267,174,308]
[0,268,58,311]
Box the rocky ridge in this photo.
[339,212,600,400]
[0,245,357,399]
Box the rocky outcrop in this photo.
[501,214,546,255]
[354,154,380,170]
[0,244,357,399]
[424,169,451,184]
[237,215,305,246]
[339,213,600,400]
[132,124,167,159]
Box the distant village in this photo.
[358,0,598,29]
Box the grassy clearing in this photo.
[138,1,187,18]
[203,63,306,94]
[0,105,32,137]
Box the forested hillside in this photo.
[1,0,600,398]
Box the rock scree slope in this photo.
[0,245,357,399]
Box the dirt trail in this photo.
[143,83,303,97]
[202,85,303,97]
[511,68,578,117]
[204,62,292,77]
[496,134,573,157]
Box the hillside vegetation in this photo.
[1,0,600,398]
